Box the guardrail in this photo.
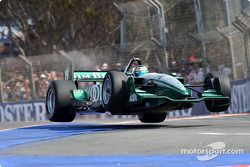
[0,78,249,122]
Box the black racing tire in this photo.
[138,113,167,123]
[46,80,76,122]
[204,72,231,112]
[102,71,128,114]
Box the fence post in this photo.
[19,55,36,100]
[0,68,3,103]
[120,14,126,65]
[216,27,237,80]
[58,50,74,80]
[193,0,208,75]
[148,0,169,73]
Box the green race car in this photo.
[46,58,231,123]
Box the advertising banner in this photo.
[0,101,46,122]
[227,78,250,114]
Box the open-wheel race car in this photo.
[46,58,231,123]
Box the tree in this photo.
[0,0,121,56]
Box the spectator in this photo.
[115,63,122,71]
[187,64,204,84]
[95,65,101,71]
[47,73,52,81]
[3,85,12,100]
[50,71,58,80]
[57,72,64,79]
[23,79,31,100]
[101,63,109,70]
[33,74,38,82]
[222,66,232,76]
[36,74,49,99]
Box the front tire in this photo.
[204,72,231,112]
[138,113,167,123]
[46,80,76,122]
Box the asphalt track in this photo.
[0,113,250,167]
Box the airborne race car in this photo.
[46,58,231,123]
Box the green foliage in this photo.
[0,0,121,55]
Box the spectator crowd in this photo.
[2,70,64,102]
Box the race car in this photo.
[45,58,231,123]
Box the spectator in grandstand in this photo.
[36,74,49,99]
[218,64,232,77]
[13,81,23,100]
[115,63,122,71]
[47,72,52,81]
[33,73,41,99]
[33,74,38,82]
[222,66,232,77]
[187,64,204,84]
[179,70,189,83]
[22,79,31,101]
[95,65,101,71]
[50,71,58,81]
[56,71,64,80]
[19,82,26,101]
[101,62,109,70]
[3,84,12,100]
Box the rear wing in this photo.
[72,71,107,82]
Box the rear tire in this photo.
[138,113,167,123]
[46,80,76,122]
[102,71,128,114]
[204,72,231,112]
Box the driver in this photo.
[132,65,149,77]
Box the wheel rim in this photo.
[46,88,55,114]
[103,76,111,105]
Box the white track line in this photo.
[200,132,250,136]
[103,120,140,125]
[167,113,250,121]
[0,123,49,132]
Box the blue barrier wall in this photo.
[228,78,250,114]
[0,101,46,122]
[0,79,249,122]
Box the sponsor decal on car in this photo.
[85,84,102,102]
[129,93,138,102]
[74,72,106,80]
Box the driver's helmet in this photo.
[132,65,149,77]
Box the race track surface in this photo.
[0,113,250,167]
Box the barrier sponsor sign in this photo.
[227,78,250,114]
[0,101,46,122]
[0,78,249,122]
